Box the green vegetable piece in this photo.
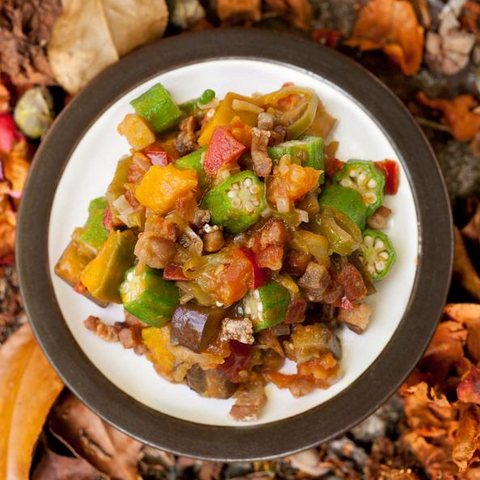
[268,135,324,181]
[244,280,291,332]
[131,83,182,133]
[202,171,266,234]
[310,206,362,256]
[76,197,109,254]
[333,160,385,216]
[80,230,137,304]
[318,185,367,230]
[120,265,179,327]
[357,229,396,281]
[106,156,130,206]
[175,146,209,189]
[180,89,215,114]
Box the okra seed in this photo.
[358,173,368,186]
[364,236,374,246]
[364,192,377,204]
[379,251,389,259]
[253,200,260,207]
[367,179,377,188]
[349,169,358,178]
[245,178,253,187]
[367,265,375,274]
[232,183,240,191]
[245,201,254,213]
[340,179,351,188]
[231,198,241,208]
[227,190,237,199]
[250,185,261,194]
[375,261,386,272]
[374,239,385,250]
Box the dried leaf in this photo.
[264,0,313,31]
[457,365,480,404]
[49,392,142,480]
[445,303,480,324]
[216,0,262,23]
[462,203,480,244]
[288,449,329,477]
[417,93,480,142]
[0,0,61,86]
[453,227,480,301]
[345,0,424,75]
[401,382,456,437]
[0,206,17,260]
[48,0,168,94]
[48,0,119,95]
[32,442,105,480]
[419,320,468,384]
[2,140,30,196]
[453,405,480,472]
[0,76,10,114]
[169,0,206,30]
[0,324,64,480]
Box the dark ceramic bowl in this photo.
[17,29,452,461]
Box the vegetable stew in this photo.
[55,83,399,421]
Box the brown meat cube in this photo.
[134,233,176,269]
[127,152,151,185]
[230,381,266,422]
[251,218,290,270]
[251,127,272,177]
[175,116,198,156]
[285,249,313,276]
[336,263,367,302]
[84,315,119,342]
[219,318,254,344]
[338,303,373,334]
[298,262,331,302]
[366,205,392,230]
[203,229,225,253]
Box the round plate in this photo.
[17,29,453,460]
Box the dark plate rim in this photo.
[17,29,453,461]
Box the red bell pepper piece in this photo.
[163,264,189,281]
[143,144,174,167]
[102,205,125,231]
[203,126,246,176]
[376,159,399,195]
[325,157,345,178]
[219,340,253,380]
[239,246,269,289]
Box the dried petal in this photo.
[452,227,480,301]
[345,0,424,75]
[418,93,480,142]
[264,0,313,31]
[457,365,480,404]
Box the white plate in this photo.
[49,59,418,427]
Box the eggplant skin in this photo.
[186,365,238,399]
[170,303,225,353]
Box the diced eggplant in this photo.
[186,364,238,399]
[170,303,226,353]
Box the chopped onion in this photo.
[232,99,264,114]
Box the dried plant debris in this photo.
[0,0,61,86]
[48,0,168,93]
[345,0,425,75]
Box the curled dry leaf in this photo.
[0,0,61,86]
[453,405,480,472]
[2,140,30,197]
[264,0,313,31]
[216,0,262,23]
[453,227,480,301]
[345,0,424,75]
[32,438,106,480]
[419,319,468,385]
[417,92,480,142]
[457,365,480,404]
[48,0,168,94]
[170,0,206,30]
[49,392,142,480]
[401,382,456,437]
[462,202,480,244]
[0,324,64,480]
[0,75,9,114]
[445,303,480,363]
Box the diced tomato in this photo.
[239,246,269,289]
[219,340,253,380]
[143,143,174,167]
[376,159,399,195]
[102,205,124,231]
[325,157,345,178]
[282,82,294,88]
[203,126,246,176]
[197,247,253,306]
[163,264,189,281]
[74,280,87,294]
